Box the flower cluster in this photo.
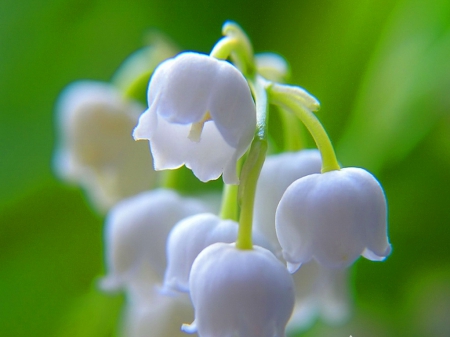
[54,22,391,337]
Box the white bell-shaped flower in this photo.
[286,261,351,332]
[276,167,392,271]
[100,189,208,295]
[163,213,272,293]
[133,52,256,184]
[122,290,193,337]
[254,150,322,255]
[54,81,156,211]
[183,243,295,337]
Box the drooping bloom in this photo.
[162,213,273,293]
[286,261,351,333]
[253,150,322,255]
[122,291,193,337]
[133,52,257,184]
[100,189,209,296]
[183,243,295,337]
[54,81,156,211]
[253,150,351,329]
[276,167,392,271]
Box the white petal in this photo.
[276,168,390,268]
[54,80,156,211]
[135,52,256,184]
[163,214,273,293]
[188,243,295,337]
[100,189,209,293]
[163,213,238,293]
[122,290,193,337]
[254,150,322,254]
[287,262,351,332]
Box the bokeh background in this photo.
[1,0,449,336]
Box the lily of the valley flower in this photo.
[287,261,351,333]
[54,81,156,211]
[133,52,257,184]
[276,167,392,271]
[253,149,322,255]
[163,213,273,293]
[183,243,295,337]
[253,150,351,329]
[122,291,193,337]
[100,189,209,296]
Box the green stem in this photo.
[219,156,246,221]
[219,184,239,221]
[279,106,305,151]
[209,22,255,77]
[235,76,269,250]
[268,86,340,173]
[236,138,267,250]
[160,168,181,190]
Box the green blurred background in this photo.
[1,0,449,336]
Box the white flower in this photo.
[276,167,392,271]
[163,213,273,293]
[100,189,209,296]
[253,150,322,255]
[121,291,193,337]
[287,261,351,332]
[54,80,156,211]
[183,243,295,337]
[133,52,256,184]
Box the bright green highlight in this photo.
[160,168,181,190]
[209,21,255,77]
[236,138,267,250]
[267,84,341,173]
[219,183,239,221]
[279,106,305,151]
[236,76,269,250]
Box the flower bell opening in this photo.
[187,112,212,142]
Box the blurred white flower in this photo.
[133,52,256,184]
[121,291,193,337]
[99,189,209,297]
[183,243,295,337]
[287,262,351,333]
[163,213,273,293]
[253,149,322,255]
[54,81,155,211]
[276,167,392,271]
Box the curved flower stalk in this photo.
[121,291,193,337]
[53,81,156,212]
[133,52,257,184]
[163,213,273,293]
[100,189,209,296]
[183,243,295,337]
[253,149,322,255]
[286,261,351,332]
[276,167,392,271]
